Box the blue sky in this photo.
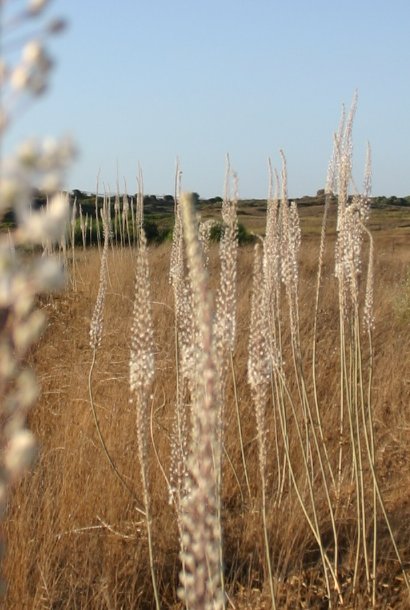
[5,0,410,198]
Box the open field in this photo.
[233,200,410,237]
[3,201,410,609]
[2,3,410,609]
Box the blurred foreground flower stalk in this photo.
[0,0,74,583]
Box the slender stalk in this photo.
[311,185,337,490]
[231,352,252,503]
[261,484,276,609]
[353,312,370,590]
[356,322,410,598]
[88,349,145,517]
[139,398,161,610]
[70,196,77,291]
[275,368,343,605]
[368,330,377,608]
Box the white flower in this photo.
[19,193,69,243]
[10,65,30,91]
[17,139,39,167]
[40,172,62,193]
[4,430,37,478]
[28,0,50,16]
[33,258,66,292]
[0,109,9,133]
[22,41,44,65]
[0,60,7,86]
[13,310,46,353]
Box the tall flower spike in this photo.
[248,243,272,476]
[178,192,225,610]
[89,207,109,351]
[129,226,160,609]
[129,230,155,396]
[363,230,374,332]
[215,166,238,372]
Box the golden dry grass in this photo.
[3,219,410,609]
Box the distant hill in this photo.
[3,189,409,228]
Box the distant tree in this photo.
[163,194,174,203]
[72,188,87,199]
[143,220,160,242]
[209,221,255,245]
[143,194,157,205]
[32,188,47,210]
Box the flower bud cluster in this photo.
[11,40,53,96]
[248,245,272,393]
[177,194,224,610]
[0,229,66,521]
[169,201,197,386]
[332,96,375,334]
[169,202,183,285]
[215,187,238,371]
[122,193,130,217]
[0,0,72,541]
[129,232,155,395]
[168,393,189,507]
[281,200,301,293]
[168,196,195,509]
[89,208,109,351]
[1,1,67,131]
[129,230,156,505]
[334,155,371,314]
[0,138,74,250]
[248,245,271,477]
[263,168,281,301]
[176,279,196,382]
[363,233,374,331]
[198,218,217,268]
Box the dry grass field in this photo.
[2,200,410,609]
[2,5,410,608]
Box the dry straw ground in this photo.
[3,204,410,609]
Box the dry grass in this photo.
[3,220,410,609]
